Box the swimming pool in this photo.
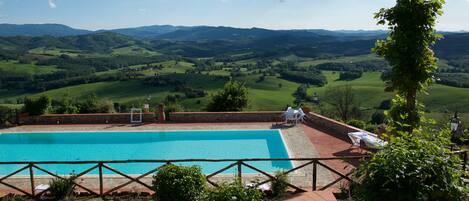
[0,130,292,175]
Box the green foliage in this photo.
[77,94,115,113]
[352,128,468,201]
[371,111,386,125]
[152,164,206,201]
[0,106,12,126]
[386,95,424,132]
[51,95,79,114]
[324,85,360,122]
[347,119,366,129]
[339,70,363,81]
[279,70,327,86]
[436,73,469,88]
[364,124,377,133]
[48,176,76,200]
[23,95,51,116]
[378,99,392,110]
[271,171,289,198]
[373,0,445,130]
[204,180,263,201]
[206,80,249,112]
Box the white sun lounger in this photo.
[348,131,387,149]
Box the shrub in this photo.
[152,164,206,201]
[352,130,469,201]
[77,94,115,114]
[23,95,51,116]
[0,106,12,127]
[204,180,263,201]
[347,119,366,129]
[48,176,76,200]
[206,80,249,112]
[271,171,289,198]
[378,99,392,110]
[51,96,79,114]
[370,111,386,125]
[364,124,377,133]
[339,70,363,81]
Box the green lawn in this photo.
[297,54,382,67]
[0,60,60,74]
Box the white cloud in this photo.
[48,0,56,8]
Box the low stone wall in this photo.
[20,113,156,125]
[168,111,283,123]
[305,112,365,142]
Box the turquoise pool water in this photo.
[0,130,292,175]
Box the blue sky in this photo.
[0,0,468,31]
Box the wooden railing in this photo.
[1,152,466,198]
[0,156,370,198]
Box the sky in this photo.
[0,0,468,31]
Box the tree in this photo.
[373,0,445,131]
[24,95,51,116]
[323,85,359,122]
[206,81,249,112]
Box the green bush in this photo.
[0,106,12,127]
[364,124,377,133]
[271,171,289,198]
[206,80,249,112]
[371,111,386,125]
[48,176,76,200]
[77,94,115,114]
[51,96,79,114]
[347,119,366,129]
[23,95,51,116]
[152,164,206,201]
[352,130,469,201]
[204,180,263,201]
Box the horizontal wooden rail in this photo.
[0,152,465,198]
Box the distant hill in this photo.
[0,32,138,52]
[103,25,189,38]
[152,26,284,41]
[0,24,91,37]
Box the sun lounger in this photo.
[347,131,387,149]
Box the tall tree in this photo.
[324,85,359,122]
[206,80,249,112]
[374,0,445,131]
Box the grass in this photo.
[297,54,382,67]
[1,54,468,123]
[0,60,60,74]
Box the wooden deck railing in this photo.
[0,156,370,198]
[0,151,466,198]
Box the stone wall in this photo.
[168,111,284,123]
[20,113,156,125]
[304,112,367,142]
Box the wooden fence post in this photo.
[29,163,35,197]
[312,160,317,191]
[99,162,103,196]
[237,161,242,181]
